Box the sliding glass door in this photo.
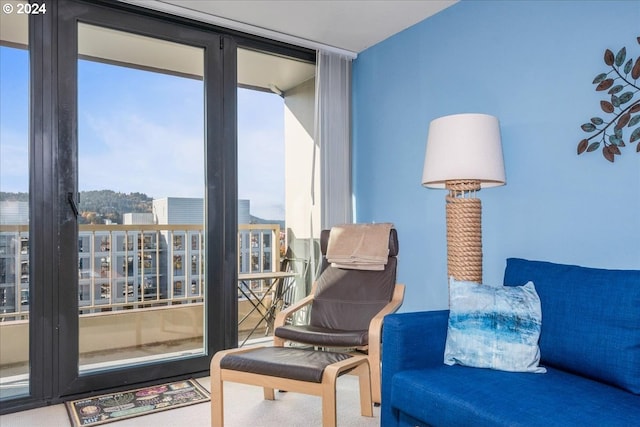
[56,0,237,396]
[1,0,237,409]
[75,22,207,373]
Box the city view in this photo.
[1,192,285,317]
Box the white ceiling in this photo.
[124,0,456,92]
[2,1,458,94]
[153,0,458,56]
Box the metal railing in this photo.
[238,223,282,274]
[0,223,282,321]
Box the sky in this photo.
[0,47,29,194]
[0,45,286,221]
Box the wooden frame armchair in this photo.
[273,228,405,405]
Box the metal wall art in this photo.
[577,36,640,162]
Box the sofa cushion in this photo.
[503,258,640,394]
[391,365,640,427]
[444,278,545,373]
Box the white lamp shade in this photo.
[422,113,506,189]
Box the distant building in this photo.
[151,197,250,225]
[238,199,250,224]
[122,212,155,225]
[0,201,29,225]
[153,197,203,225]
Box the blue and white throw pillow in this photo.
[444,277,546,373]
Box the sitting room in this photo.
[1,1,638,426]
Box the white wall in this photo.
[284,78,319,246]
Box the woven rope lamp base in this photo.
[445,180,482,283]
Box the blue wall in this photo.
[352,0,640,312]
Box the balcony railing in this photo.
[0,223,282,321]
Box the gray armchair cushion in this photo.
[310,257,397,332]
[273,324,368,347]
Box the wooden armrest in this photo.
[367,283,405,404]
[273,282,318,330]
[368,284,405,347]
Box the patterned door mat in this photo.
[65,378,210,427]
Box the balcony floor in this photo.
[2,327,269,375]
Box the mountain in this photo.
[250,215,284,229]
[0,192,28,202]
[2,191,283,227]
[1,190,152,224]
[77,190,152,224]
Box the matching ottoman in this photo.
[210,346,372,427]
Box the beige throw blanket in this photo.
[326,223,393,270]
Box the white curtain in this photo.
[313,50,353,230]
[306,50,352,279]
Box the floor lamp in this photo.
[422,113,506,284]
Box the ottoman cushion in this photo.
[220,347,352,383]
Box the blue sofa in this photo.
[381,258,640,427]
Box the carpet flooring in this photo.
[0,376,381,427]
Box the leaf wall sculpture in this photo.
[577,36,640,162]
